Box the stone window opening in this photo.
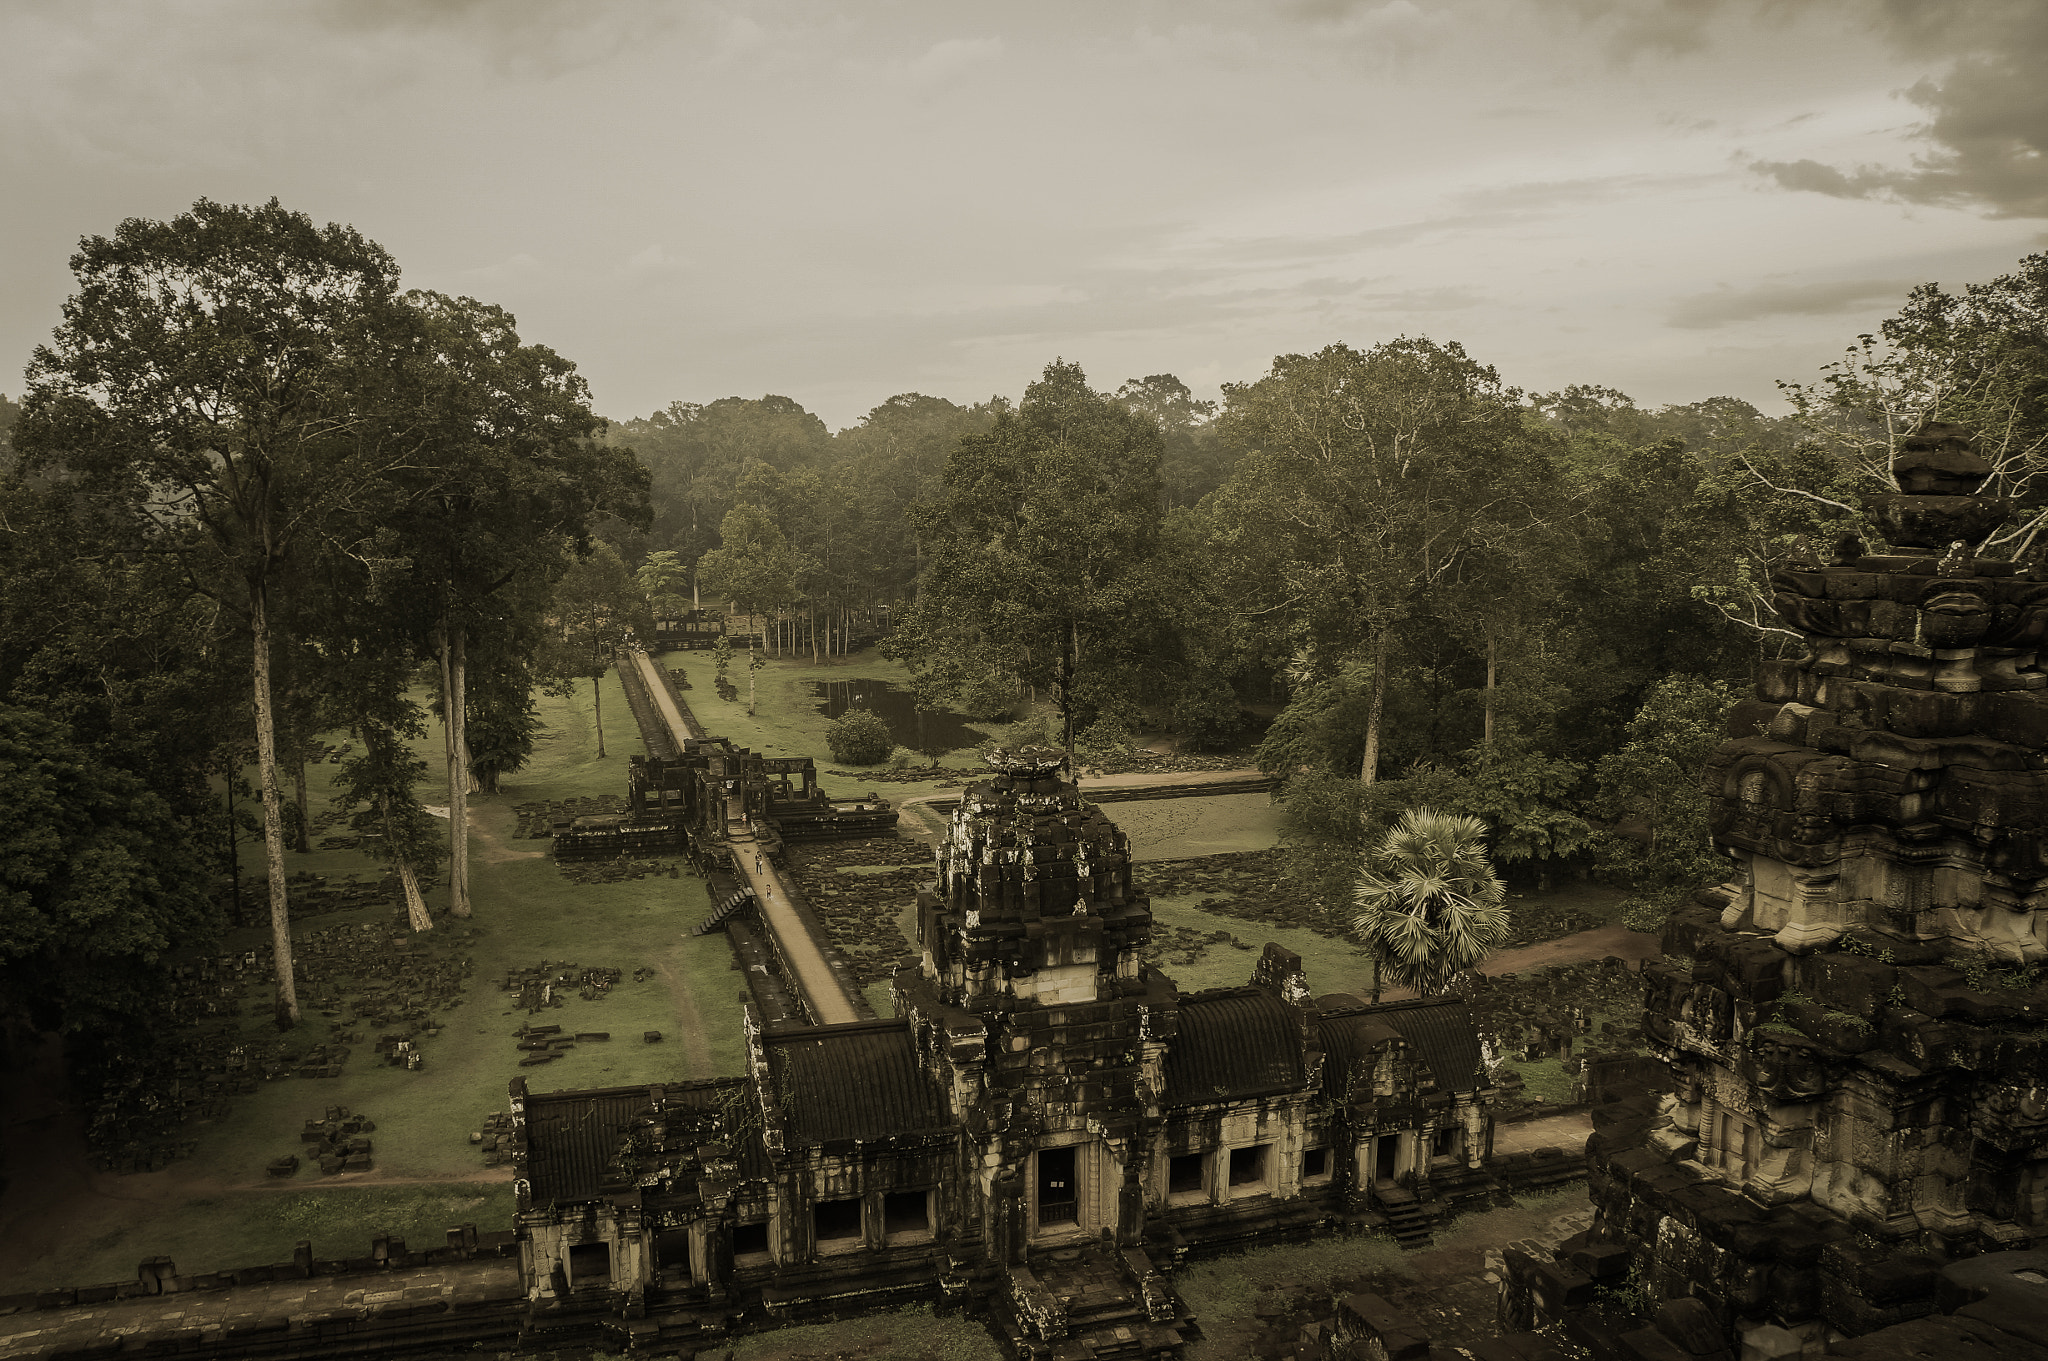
[1228,1144,1271,1198]
[1167,1152,1208,1204]
[814,1197,864,1250]
[732,1221,771,1264]
[883,1189,933,1243]
[1432,1126,1463,1161]
[567,1241,612,1289]
[1302,1147,1331,1182]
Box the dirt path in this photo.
[467,812,542,865]
[1376,923,1661,1002]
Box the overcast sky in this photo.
[4,0,2045,429]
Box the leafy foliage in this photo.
[825,708,894,765]
[0,706,219,1033]
[1594,674,1738,898]
[885,361,1179,763]
[1351,808,1511,997]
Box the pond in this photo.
[812,679,989,756]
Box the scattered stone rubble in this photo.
[512,794,632,841]
[292,1105,378,1175]
[496,961,636,1074]
[556,856,684,887]
[80,898,472,1173]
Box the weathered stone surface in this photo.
[1587,423,2048,1359]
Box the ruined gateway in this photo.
[509,748,1504,1358]
[1518,426,2048,1360]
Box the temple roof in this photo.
[522,1078,745,1204]
[1318,997,1486,1093]
[1162,988,1307,1105]
[762,1018,953,1146]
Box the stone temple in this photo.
[1500,425,2048,1361]
[509,748,1510,1357]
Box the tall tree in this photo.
[1351,809,1510,1000]
[1115,373,1233,508]
[620,394,830,587]
[695,501,804,636]
[885,361,1171,769]
[552,542,650,758]
[392,290,645,919]
[1213,338,1561,785]
[637,549,692,630]
[831,393,1001,606]
[16,198,419,1028]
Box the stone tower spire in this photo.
[1585,423,2048,1355]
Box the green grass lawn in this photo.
[666,649,991,800]
[1147,898,1373,998]
[1117,792,1285,861]
[12,658,756,1291]
[26,1184,517,1292]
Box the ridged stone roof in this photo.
[524,1087,650,1203]
[1162,989,1306,1105]
[764,1019,952,1146]
[1318,997,1485,1093]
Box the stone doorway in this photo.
[1375,1133,1402,1184]
[1038,1146,1079,1227]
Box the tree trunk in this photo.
[1061,616,1081,775]
[250,585,300,1029]
[224,767,242,923]
[1360,630,1389,787]
[1483,630,1496,748]
[292,754,310,854]
[449,625,472,919]
[398,859,433,933]
[594,655,607,758]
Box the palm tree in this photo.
[1352,809,1510,1000]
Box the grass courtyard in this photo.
[4,645,1624,1305]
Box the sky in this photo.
[3,0,2046,430]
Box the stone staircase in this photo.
[994,1241,1191,1360]
[1374,1186,1436,1250]
[693,887,755,936]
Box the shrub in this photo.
[1619,896,1669,934]
[826,709,894,765]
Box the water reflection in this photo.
[812,679,988,756]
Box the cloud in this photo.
[625,244,680,272]
[1665,277,1912,329]
[907,36,1004,83]
[309,0,688,77]
[461,252,542,284]
[1581,0,2048,217]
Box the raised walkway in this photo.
[625,650,865,1025]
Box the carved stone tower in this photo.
[1589,425,2048,1355]
[897,747,1174,1264]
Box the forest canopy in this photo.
[7,194,2045,1039]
